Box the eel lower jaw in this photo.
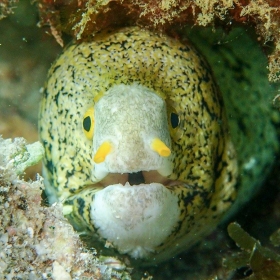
[99,170,181,188]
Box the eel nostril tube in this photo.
[94,142,112,163]
[151,138,171,157]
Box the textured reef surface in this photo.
[0,137,133,279]
[1,0,280,279]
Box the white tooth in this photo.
[157,159,173,177]
[92,162,109,183]
[124,182,131,187]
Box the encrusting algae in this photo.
[35,0,280,82]
[0,137,132,279]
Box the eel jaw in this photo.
[90,183,180,259]
[99,170,179,188]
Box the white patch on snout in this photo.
[90,183,180,259]
[91,83,173,183]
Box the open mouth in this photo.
[128,171,145,185]
[99,170,181,188]
[90,172,182,260]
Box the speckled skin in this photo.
[186,27,279,218]
[39,27,238,263]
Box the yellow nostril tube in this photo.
[151,138,171,157]
[94,142,112,163]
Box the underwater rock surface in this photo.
[0,137,132,279]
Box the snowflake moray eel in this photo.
[39,26,278,264]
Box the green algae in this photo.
[225,222,280,280]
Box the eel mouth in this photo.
[99,170,180,188]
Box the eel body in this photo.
[39,26,277,264]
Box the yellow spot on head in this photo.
[151,138,171,157]
[94,142,112,163]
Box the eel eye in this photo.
[83,108,94,139]
[170,112,179,128]
[166,101,182,142]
